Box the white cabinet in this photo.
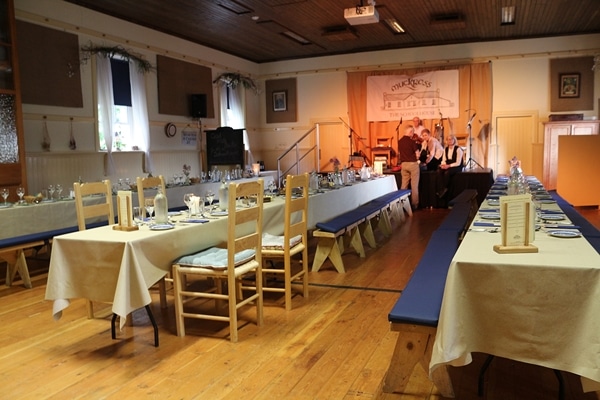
[543,121,599,190]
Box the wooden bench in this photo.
[312,189,412,273]
[382,190,479,397]
[0,222,106,288]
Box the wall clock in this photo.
[164,122,177,138]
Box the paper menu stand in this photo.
[493,194,538,253]
[113,190,139,231]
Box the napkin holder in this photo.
[493,195,537,254]
[113,190,139,231]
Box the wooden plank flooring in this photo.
[0,206,599,400]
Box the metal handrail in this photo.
[276,124,320,187]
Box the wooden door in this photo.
[490,112,540,177]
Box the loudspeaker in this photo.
[190,94,207,119]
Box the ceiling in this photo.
[64,0,600,64]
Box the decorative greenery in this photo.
[213,72,260,94]
[80,43,154,74]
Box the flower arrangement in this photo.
[183,164,191,177]
[330,156,341,172]
[80,42,154,74]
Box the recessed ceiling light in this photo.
[501,6,515,25]
[281,31,311,45]
[384,18,405,34]
[252,15,259,21]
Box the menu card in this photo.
[493,194,538,253]
[114,190,138,231]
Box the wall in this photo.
[14,0,600,194]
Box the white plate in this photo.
[539,199,556,204]
[181,219,209,223]
[549,230,581,238]
[487,199,500,205]
[150,224,175,231]
[480,213,501,220]
[168,211,181,216]
[541,214,565,221]
[211,210,228,216]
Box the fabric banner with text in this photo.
[366,70,460,122]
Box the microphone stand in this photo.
[464,112,483,170]
[339,117,368,167]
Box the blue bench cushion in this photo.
[436,202,472,234]
[0,221,108,250]
[448,189,477,206]
[388,230,458,327]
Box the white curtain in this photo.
[220,85,254,164]
[129,62,153,173]
[96,56,116,175]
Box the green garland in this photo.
[80,43,154,74]
[214,72,260,94]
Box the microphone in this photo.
[468,113,476,125]
[395,117,402,131]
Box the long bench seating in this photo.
[0,221,106,288]
[312,189,412,273]
[382,189,479,397]
[549,190,600,252]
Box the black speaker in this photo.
[190,94,207,119]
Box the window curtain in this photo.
[220,85,254,164]
[347,62,492,168]
[129,62,153,173]
[96,56,116,175]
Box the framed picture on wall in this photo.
[273,91,287,111]
[559,73,580,98]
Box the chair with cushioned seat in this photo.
[261,173,309,310]
[172,179,264,342]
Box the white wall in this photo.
[14,0,600,193]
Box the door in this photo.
[491,112,539,177]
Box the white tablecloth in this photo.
[430,195,600,391]
[45,176,397,324]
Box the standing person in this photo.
[437,134,464,198]
[412,116,426,139]
[421,129,444,171]
[398,125,421,209]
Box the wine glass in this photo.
[1,188,8,205]
[16,187,25,204]
[48,184,55,201]
[183,193,195,218]
[205,190,215,212]
[56,184,63,200]
[144,198,155,221]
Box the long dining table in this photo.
[429,177,600,393]
[45,175,398,326]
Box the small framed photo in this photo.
[559,73,580,98]
[273,90,287,112]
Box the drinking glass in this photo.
[56,184,63,200]
[1,188,8,205]
[48,185,55,201]
[205,190,215,212]
[144,198,155,221]
[133,206,144,225]
[16,187,25,204]
[183,193,195,218]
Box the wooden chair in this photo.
[136,175,166,215]
[136,175,170,308]
[73,179,115,318]
[172,179,264,342]
[261,173,309,310]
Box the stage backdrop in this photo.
[366,70,459,122]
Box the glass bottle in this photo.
[154,188,169,224]
[218,179,229,211]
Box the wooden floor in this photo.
[1,206,599,400]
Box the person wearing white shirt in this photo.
[437,134,464,198]
[420,129,444,171]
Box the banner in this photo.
[366,70,459,122]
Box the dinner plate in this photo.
[534,194,553,200]
[487,199,500,206]
[548,230,581,238]
[210,210,228,216]
[168,211,181,216]
[181,219,209,223]
[541,214,565,221]
[480,213,500,220]
[150,224,175,230]
[539,199,556,204]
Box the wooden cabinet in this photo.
[0,0,26,201]
[542,121,599,190]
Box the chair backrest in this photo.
[136,175,166,212]
[73,180,115,231]
[227,179,264,269]
[283,173,309,252]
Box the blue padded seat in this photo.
[436,202,472,233]
[447,189,478,207]
[370,189,412,207]
[0,221,108,250]
[388,230,458,327]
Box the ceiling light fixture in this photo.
[281,31,311,45]
[501,6,515,25]
[384,18,405,34]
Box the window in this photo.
[98,58,133,151]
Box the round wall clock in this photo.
[165,123,177,138]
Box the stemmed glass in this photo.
[1,188,8,205]
[183,193,195,218]
[56,184,63,200]
[48,184,55,201]
[16,187,25,204]
[144,198,155,222]
[205,190,215,213]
